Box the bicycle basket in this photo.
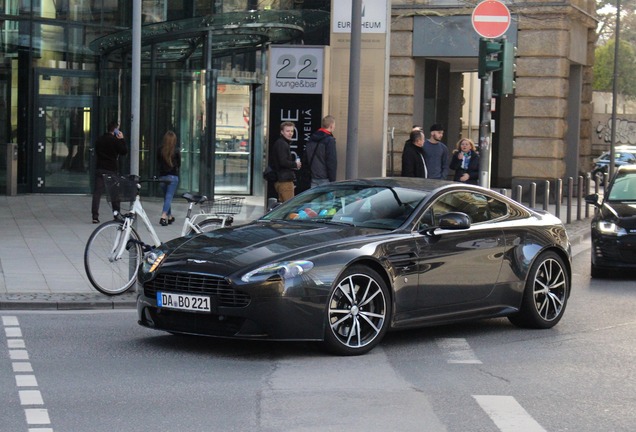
[103,175,138,209]
[203,196,245,215]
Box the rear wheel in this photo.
[509,251,569,329]
[323,265,391,356]
[84,221,142,295]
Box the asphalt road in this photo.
[1,247,635,432]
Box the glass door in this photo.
[33,95,94,193]
[214,83,251,194]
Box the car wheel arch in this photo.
[337,257,394,301]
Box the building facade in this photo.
[1,0,598,198]
[389,0,598,189]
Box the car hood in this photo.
[157,221,386,275]
[600,201,636,228]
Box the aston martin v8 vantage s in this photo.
[137,178,572,356]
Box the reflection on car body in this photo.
[137,177,572,356]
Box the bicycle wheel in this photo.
[186,217,224,235]
[84,220,143,295]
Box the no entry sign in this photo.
[472,0,511,39]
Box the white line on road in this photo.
[436,338,483,364]
[20,390,45,405]
[2,315,54,431]
[474,395,547,432]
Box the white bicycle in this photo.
[83,174,244,295]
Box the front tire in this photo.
[323,265,391,356]
[84,221,142,295]
[509,251,569,329]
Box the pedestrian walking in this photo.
[423,123,450,180]
[270,121,301,202]
[401,129,427,178]
[449,138,480,184]
[304,115,337,188]
[157,130,181,226]
[91,120,127,223]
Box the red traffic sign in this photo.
[472,0,511,39]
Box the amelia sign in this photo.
[332,0,388,34]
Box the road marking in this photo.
[10,349,30,360]
[13,362,34,372]
[24,408,51,424]
[16,375,38,387]
[2,315,54,431]
[474,395,547,432]
[436,338,483,364]
[20,390,44,405]
[5,327,23,337]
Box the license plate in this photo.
[157,291,213,313]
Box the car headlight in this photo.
[143,251,166,273]
[241,260,314,283]
[595,221,627,236]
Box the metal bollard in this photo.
[577,176,583,221]
[585,173,591,218]
[543,180,550,211]
[530,182,536,209]
[567,177,573,224]
[555,178,562,219]
[593,175,600,216]
[515,185,523,204]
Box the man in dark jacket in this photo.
[424,123,450,179]
[91,120,127,223]
[270,121,301,202]
[401,129,427,178]
[304,115,337,188]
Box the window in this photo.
[417,191,508,229]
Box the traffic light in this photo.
[500,40,517,95]
[478,38,502,79]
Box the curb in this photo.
[0,293,137,311]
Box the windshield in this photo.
[608,172,636,201]
[261,185,428,229]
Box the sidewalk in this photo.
[0,193,591,310]
[0,193,266,310]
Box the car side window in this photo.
[416,191,509,229]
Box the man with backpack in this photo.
[304,115,337,188]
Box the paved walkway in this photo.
[0,193,591,310]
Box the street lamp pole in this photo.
[609,0,621,180]
[346,0,362,180]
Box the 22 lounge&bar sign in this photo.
[267,45,325,192]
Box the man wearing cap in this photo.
[424,123,450,180]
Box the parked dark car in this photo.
[137,178,572,355]
[591,146,636,178]
[585,165,636,278]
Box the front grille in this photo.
[144,273,250,307]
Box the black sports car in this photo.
[585,165,636,278]
[137,178,572,355]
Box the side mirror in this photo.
[267,197,280,212]
[438,212,472,230]
[585,193,600,207]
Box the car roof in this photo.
[616,164,636,173]
[327,177,455,192]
